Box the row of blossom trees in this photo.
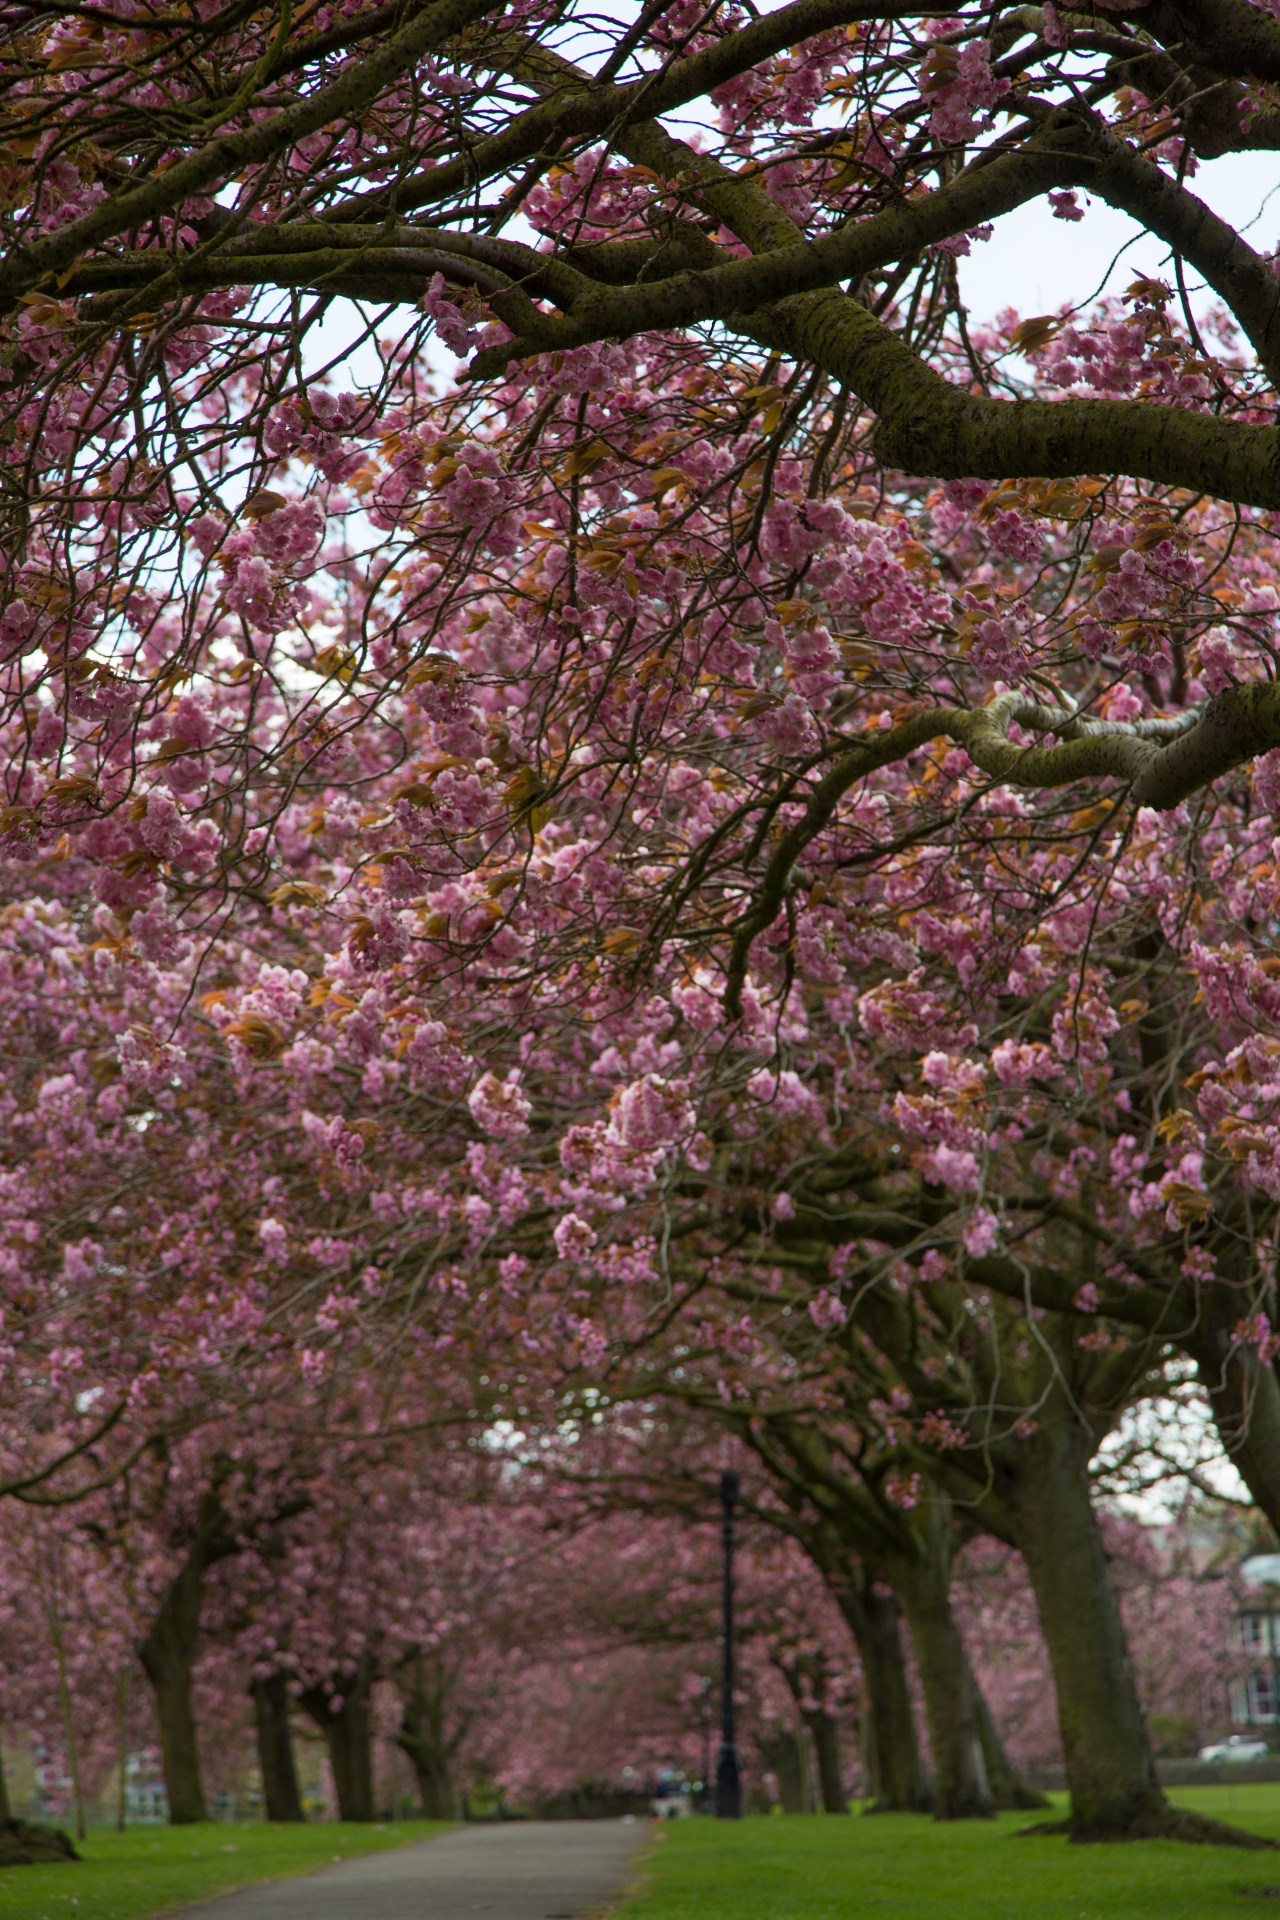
[0,1406,1249,1831]
[8,0,1280,1848]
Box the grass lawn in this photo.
[619,1786,1280,1920]
[0,1820,452,1920]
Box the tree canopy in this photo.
[8,0,1280,1855]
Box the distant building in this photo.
[1230,1554,1280,1728]
[123,1753,169,1824]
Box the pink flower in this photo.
[189,513,229,557]
[468,1070,533,1139]
[1235,1312,1280,1365]
[745,1069,819,1120]
[607,1074,695,1153]
[347,908,410,972]
[925,1144,981,1192]
[961,1207,999,1257]
[554,1213,598,1262]
[259,1218,288,1264]
[424,273,478,356]
[808,1289,847,1331]
[62,1239,101,1284]
[991,1039,1060,1086]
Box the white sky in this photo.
[958,149,1280,323]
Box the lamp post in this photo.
[716,1468,742,1819]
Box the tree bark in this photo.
[116,1665,130,1832]
[252,1673,304,1823]
[1002,1414,1168,1840]
[822,1552,931,1811]
[394,1666,456,1821]
[137,1492,237,1825]
[758,1726,813,1813]
[800,1707,847,1814]
[779,1652,847,1812]
[971,1666,1049,1812]
[301,1665,375,1822]
[1190,1318,1280,1539]
[881,1502,995,1821]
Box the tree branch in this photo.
[721,684,1280,1017]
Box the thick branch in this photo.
[468,108,1280,384]
[477,44,1280,506]
[1145,0,1280,85]
[721,685,1280,1016]
[751,289,1280,508]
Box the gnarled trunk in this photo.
[1191,1319,1280,1539]
[972,1668,1048,1811]
[301,1665,374,1822]
[880,1500,994,1821]
[800,1707,847,1813]
[817,1547,931,1811]
[138,1492,236,1825]
[758,1725,813,1813]
[139,1616,206,1825]
[1004,1413,1167,1840]
[779,1652,847,1813]
[395,1666,457,1821]
[252,1672,304,1823]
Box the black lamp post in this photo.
[716,1468,742,1819]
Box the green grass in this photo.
[0,1820,452,1920]
[619,1787,1280,1920]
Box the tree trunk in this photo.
[1191,1318,1280,1539]
[116,1665,130,1832]
[779,1652,847,1813]
[395,1669,455,1820]
[51,1602,86,1841]
[971,1669,1048,1812]
[758,1726,813,1813]
[800,1707,847,1813]
[0,1727,11,1825]
[818,1549,931,1811]
[301,1666,374,1822]
[880,1499,994,1821]
[142,1638,205,1826]
[137,1493,236,1826]
[252,1673,304,1823]
[1004,1413,1167,1840]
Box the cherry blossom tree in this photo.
[14,0,1280,1855]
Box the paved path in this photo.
[190,1822,651,1920]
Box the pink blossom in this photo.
[554,1213,598,1262]
[468,1070,533,1139]
[259,1218,288,1264]
[808,1288,847,1330]
[961,1207,999,1257]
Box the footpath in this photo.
[187,1820,650,1920]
